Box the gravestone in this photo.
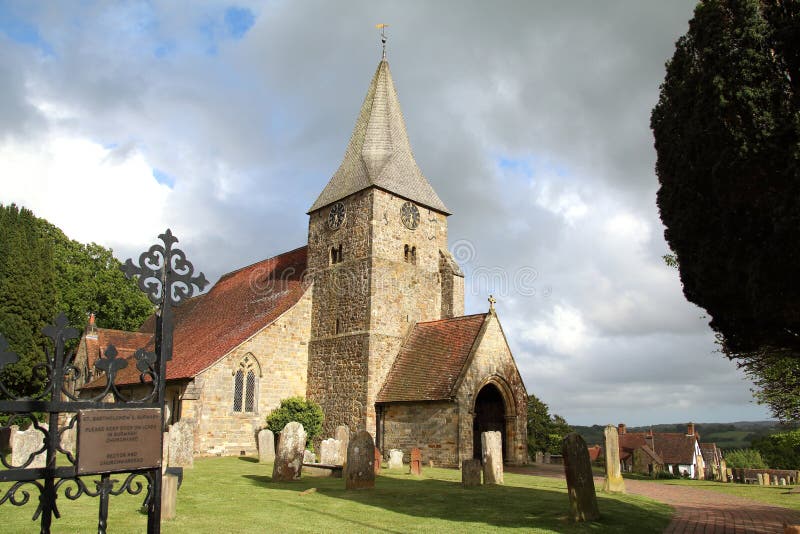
[388,449,403,469]
[0,425,18,454]
[11,424,47,468]
[320,438,343,465]
[258,429,275,463]
[773,475,779,485]
[303,449,316,464]
[162,430,170,474]
[781,478,787,486]
[601,425,625,493]
[374,447,382,475]
[335,425,350,463]
[757,473,764,485]
[168,420,194,468]
[562,432,600,522]
[272,422,306,481]
[161,471,179,520]
[462,458,482,487]
[345,431,375,490]
[544,452,551,464]
[481,431,504,485]
[60,425,77,455]
[410,448,422,476]
[535,451,543,464]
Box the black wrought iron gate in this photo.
[0,230,207,533]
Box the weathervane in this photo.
[376,23,388,60]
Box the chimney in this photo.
[87,312,98,339]
[686,422,695,437]
[618,423,626,435]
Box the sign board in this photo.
[76,408,162,475]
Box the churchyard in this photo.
[0,454,672,533]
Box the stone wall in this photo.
[381,401,459,467]
[455,313,528,464]
[191,286,312,455]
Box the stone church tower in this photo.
[306,58,464,437]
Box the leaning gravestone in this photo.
[482,431,504,485]
[320,438,343,465]
[410,448,422,476]
[345,431,375,490]
[11,424,47,468]
[602,425,625,493]
[272,422,307,481]
[563,432,600,522]
[388,449,403,469]
[258,429,275,463]
[462,458,482,487]
[168,420,194,468]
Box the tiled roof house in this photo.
[73,54,529,466]
[616,423,706,479]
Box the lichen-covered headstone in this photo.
[388,449,403,469]
[757,473,764,485]
[535,451,543,464]
[60,424,77,455]
[272,422,307,481]
[374,447,382,475]
[168,420,194,468]
[563,432,600,522]
[258,429,275,463]
[410,447,422,476]
[303,449,316,464]
[345,431,375,490]
[601,425,625,493]
[481,431,503,485]
[11,424,47,468]
[781,478,787,486]
[462,458,482,487]
[335,425,350,463]
[320,438,343,465]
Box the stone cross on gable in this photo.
[488,295,496,311]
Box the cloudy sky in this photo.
[0,1,772,426]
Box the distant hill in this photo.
[572,421,786,451]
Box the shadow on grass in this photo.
[237,456,259,463]
[242,471,671,532]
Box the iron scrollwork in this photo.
[0,229,206,534]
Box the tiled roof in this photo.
[620,432,698,466]
[83,246,309,389]
[377,313,487,403]
[83,329,154,373]
[308,60,450,215]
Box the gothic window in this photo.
[232,354,260,413]
[404,244,409,262]
[404,244,417,264]
[411,246,417,265]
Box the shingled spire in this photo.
[308,59,450,214]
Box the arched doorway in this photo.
[472,383,506,460]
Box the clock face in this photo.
[401,202,420,230]
[327,202,346,230]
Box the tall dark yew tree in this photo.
[652,0,800,420]
[0,204,58,396]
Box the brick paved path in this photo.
[508,464,800,533]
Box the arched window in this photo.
[232,354,260,413]
[404,244,409,262]
[411,246,417,265]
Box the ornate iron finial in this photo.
[376,23,388,60]
[488,295,496,311]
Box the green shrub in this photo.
[655,471,678,480]
[724,448,768,469]
[265,397,323,445]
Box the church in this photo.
[76,53,529,467]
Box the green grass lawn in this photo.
[1,457,672,533]
[622,474,800,511]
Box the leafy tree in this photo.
[265,397,324,446]
[527,394,573,456]
[0,204,58,397]
[723,448,768,469]
[752,429,800,469]
[651,0,800,421]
